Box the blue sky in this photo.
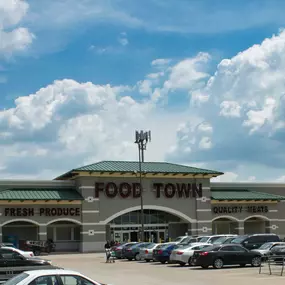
[2,0,285,182]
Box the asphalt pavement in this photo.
[47,253,285,285]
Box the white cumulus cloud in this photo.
[0,0,34,57]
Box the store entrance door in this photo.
[158,231,165,243]
[130,231,138,242]
[122,232,130,242]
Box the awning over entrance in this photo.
[211,189,285,202]
[0,187,84,201]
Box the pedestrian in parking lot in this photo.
[105,241,111,263]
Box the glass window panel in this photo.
[122,213,129,224]
[74,227,80,241]
[56,227,72,241]
[130,212,138,224]
[47,227,53,240]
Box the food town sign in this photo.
[94,182,203,199]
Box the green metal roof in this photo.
[68,161,223,175]
[211,189,285,201]
[0,188,83,201]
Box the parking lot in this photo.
[47,253,285,285]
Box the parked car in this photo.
[197,235,237,244]
[140,243,162,262]
[5,269,108,285]
[191,244,262,269]
[170,243,211,266]
[0,243,16,248]
[212,236,237,245]
[121,242,138,258]
[1,247,34,258]
[112,243,127,259]
[153,243,177,264]
[177,236,198,245]
[124,242,152,261]
[187,236,204,243]
[251,242,285,257]
[268,245,285,263]
[231,234,280,250]
[171,236,189,244]
[0,247,53,266]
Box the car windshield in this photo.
[174,237,183,242]
[199,237,210,243]
[145,243,156,249]
[177,244,192,250]
[231,236,247,244]
[213,237,228,244]
[3,273,29,285]
[160,243,175,249]
[259,242,274,249]
[199,245,220,252]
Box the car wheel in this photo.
[135,253,141,261]
[201,265,209,269]
[34,250,41,256]
[145,259,150,262]
[127,258,132,261]
[161,261,166,264]
[213,258,224,269]
[179,262,186,267]
[251,256,261,267]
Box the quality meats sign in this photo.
[94,182,203,199]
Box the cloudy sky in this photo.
[2,0,285,181]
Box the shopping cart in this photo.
[105,248,116,263]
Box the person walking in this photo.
[104,241,111,263]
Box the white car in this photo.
[170,243,211,266]
[139,243,162,262]
[196,235,237,244]
[4,269,110,285]
[1,247,34,258]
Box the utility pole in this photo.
[134,130,151,242]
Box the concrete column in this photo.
[0,226,3,243]
[195,185,212,235]
[80,224,106,252]
[39,225,47,241]
[265,220,271,233]
[235,221,244,235]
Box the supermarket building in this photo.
[0,161,285,252]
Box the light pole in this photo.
[135,130,151,242]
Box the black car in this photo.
[231,234,280,250]
[191,244,262,269]
[0,248,58,282]
[0,248,53,267]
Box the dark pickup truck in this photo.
[0,247,60,282]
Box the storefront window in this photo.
[109,210,182,225]
[74,228,80,240]
[56,227,72,241]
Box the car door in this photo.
[245,236,262,250]
[0,249,18,267]
[229,246,249,264]
[218,246,237,265]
